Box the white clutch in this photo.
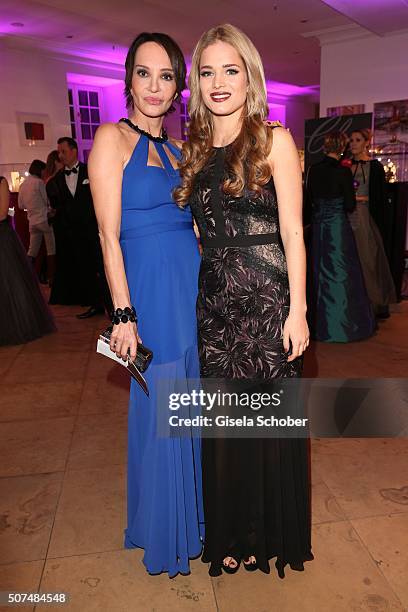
[96,334,149,396]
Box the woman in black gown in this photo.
[0,177,56,345]
[175,24,313,577]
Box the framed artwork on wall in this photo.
[373,99,408,183]
[326,104,365,117]
[16,112,53,148]
[304,112,372,175]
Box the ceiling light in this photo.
[11,22,24,27]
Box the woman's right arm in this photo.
[88,123,140,362]
[0,177,10,220]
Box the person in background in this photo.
[44,150,63,184]
[41,150,64,282]
[306,132,376,342]
[0,176,56,345]
[18,159,56,286]
[46,137,110,317]
[349,129,396,318]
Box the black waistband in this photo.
[201,233,280,249]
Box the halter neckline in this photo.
[119,118,168,143]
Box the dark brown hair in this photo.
[124,32,186,111]
[28,159,46,178]
[57,136,78,150]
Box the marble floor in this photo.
[0,301,407,612]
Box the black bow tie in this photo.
[65,166,78,176]
[352,159,367,165]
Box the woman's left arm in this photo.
[268,127,309,361]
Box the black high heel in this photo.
[243,556,258,572]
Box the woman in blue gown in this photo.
[306,132,376,342]
[88,33,203,577]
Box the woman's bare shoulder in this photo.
[267,124,296,158]
[92,123,141,165]
[94,122,126,143]
[265,119,284,129]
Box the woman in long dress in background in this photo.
[0,176,56,346]
[307,131,376,342]
[88,32,203,577]
[348,129,396,318]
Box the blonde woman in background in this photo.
[349,129,396,318]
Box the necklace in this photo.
[352,158,369,183]
[119,117,168,143]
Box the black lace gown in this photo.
[190,141,313,577]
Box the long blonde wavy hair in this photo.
[174,24,273,207]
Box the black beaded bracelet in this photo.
[111,306,137,325]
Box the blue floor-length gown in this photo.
[119,131,204,576]
[306,156,376,342]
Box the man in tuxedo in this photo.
[46,137,111,318]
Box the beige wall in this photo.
[0,42,126,174]
[319,31,408,116]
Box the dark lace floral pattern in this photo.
[190,144,312,580]
[190,147,302,380]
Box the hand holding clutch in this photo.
[96,326,153,396]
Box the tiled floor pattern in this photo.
[1,301,407,611]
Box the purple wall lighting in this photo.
[266,80,319,99]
